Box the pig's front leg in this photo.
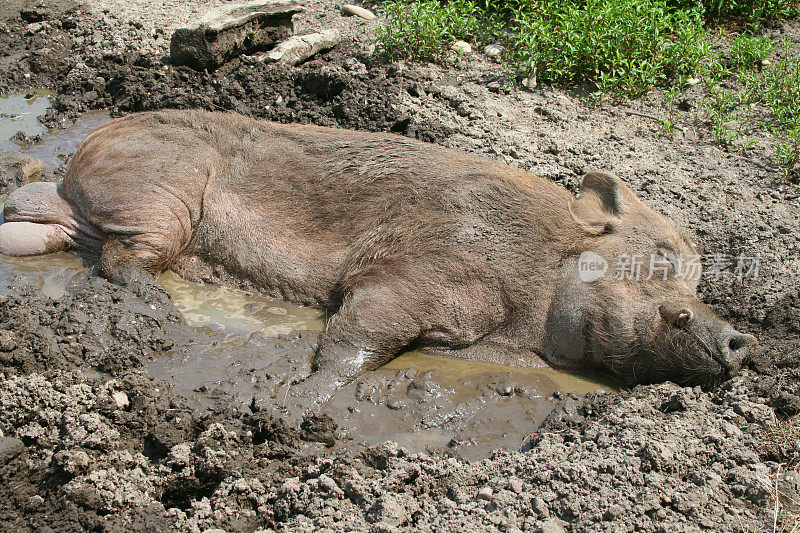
[286,280,423,410]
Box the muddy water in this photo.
[0,97,614,458]
[0,90,52,155]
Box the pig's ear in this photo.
[570,171,634,233]
[577,171,627,216]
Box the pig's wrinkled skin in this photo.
[0,110,756,407]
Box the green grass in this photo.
[375,0,800,177]
[509,0,708,95]
[671,0,798,21]
[686,36,800,176]
[376,0,501,61]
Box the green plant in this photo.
[758,53,800,131]
[730,31,774,68]
[508,0,708,95]
[375,0,800,178]
[670,0,799,21]
[375,0,500,62]
[775,129,800,179]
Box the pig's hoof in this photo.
[282,375,339,421]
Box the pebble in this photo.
[112,391,130,409]
[341,4,375,20]
[0,437,24,464]
[483,44,503,58]
[686,77,701,86]
[761,58,772,66]
[478,486,493,500]
[451,41,471,54]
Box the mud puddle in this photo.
[0,90,51,155]
[147,282,613,459]
[0,101,613,459]
[0,90,111,176]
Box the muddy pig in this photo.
[0,110,756,404]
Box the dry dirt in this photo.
[0,0,799,531]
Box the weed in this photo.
[731,31,774,68]
[375,0,500,62]
[775,129,800,179]
[672,0,800,21]
[376,0,800,177]
[509,0,708,95]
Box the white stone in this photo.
[111,391,129,409]
[341,4,375,20]
[264,29,341,65]
[451,40,472,54]
[483,44,504,58]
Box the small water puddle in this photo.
[159,271,326,336]
[0,90,52,154]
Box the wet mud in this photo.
[0,0,799,530]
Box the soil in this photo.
[0,0,799,531]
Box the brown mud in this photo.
[0,0,799,530]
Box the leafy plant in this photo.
[376,0,500,61]
[670,0,798,21]
[730,31,774,68]
[508,0,708,95]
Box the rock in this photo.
[341,4,375,20]
[451,41,471,54]
[170,0,304,70]
[263,29,341,66]
[538,518,566,533]
[0,437,24,464]
[478,486,493,500]
[761,58,772,66]
[779,470,800,512]
[111,391,129,409]
[483,44,503,58]
[0,330,16,351]
[686,77,701,86]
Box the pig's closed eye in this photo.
[656,246,678,269]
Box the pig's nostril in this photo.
[728,333,756,355]
[721,332,757,376]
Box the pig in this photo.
[0,110,756,404]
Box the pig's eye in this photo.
[656,246,678,270]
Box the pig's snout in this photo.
[716,328,757,376]
[660,302,757,378]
